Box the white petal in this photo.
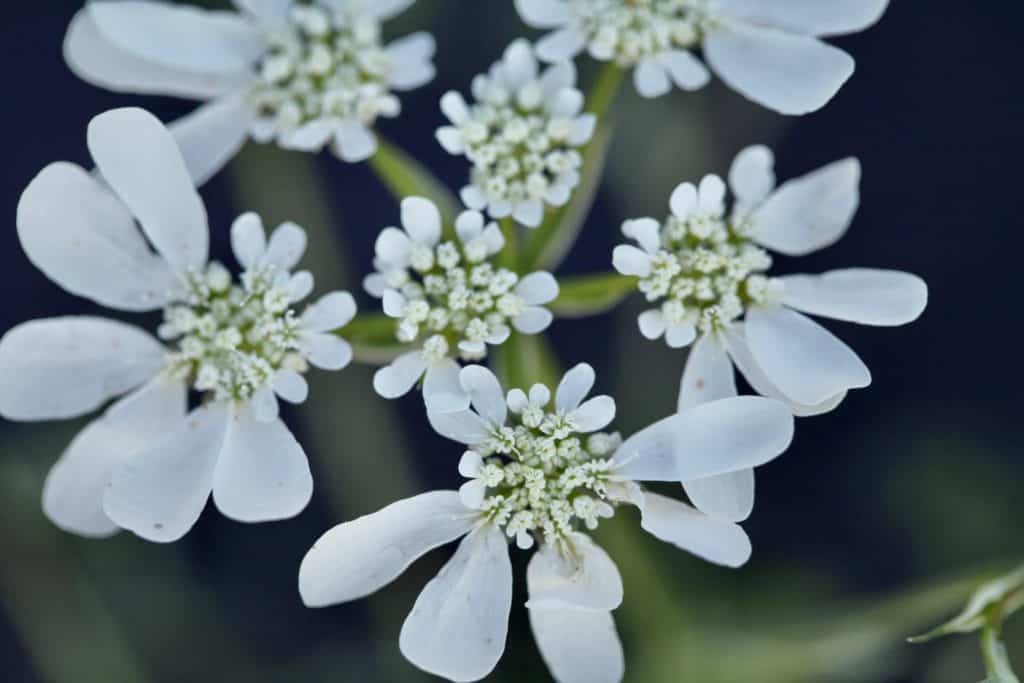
[64,8,252,100]
[704,23,854,115]
[678,334,737,410]
[530,384,552,407]
[541,61,577,99]
[513,307,554,334]
[638,310,666,340]
[568,396,616,433]
[516,272,560,305]
[0,317,165,421]
[665,322,697,349]
[401,196,443,246]
[428,409,494,446]
[233,0,291,24]
[168,94,254,186]
[273,369,308,404]
[612,245,652,277]
[515,0,572,28]
[375,226,413,265]
[286,271,314,303]
[669,182,698,220]
[715,0,890,37]
[211,403,312,522]
[683,469,755,523]
[280,119,333,151]
[459,451,484,478]
[698,175,727,214]
[382,289,407,318]
[363,273,387,298]
[455,210,485,243]
[103,402,229,543]
[400,525,512,683]
[440,91,470,125]
[526,534,622,610]
[300,490,477,606]
[556,363,595,413]
[529,608,624,683]
[506,389,529,414]
[332,120,378,163]
[459,480,488,510]
[461,185,488,210]
[780,269,928,326]
[728,145,776,208]
[88,107,209,273]
[42,377,185,538]
[301,291,357,333]
[536,26,586,62]
[16,162,176,311]
[745,306,870,405]
[612,396,794,482]
[750,158,861,256]
[299,332,352,371]
[633,57,671,98]
[373,351,428,399]
[514,200,545,228]
[622,217,662,254]
[460,365,507,426]
[502,39,539,89]
[387,32,436,90]
[639,492,751,567]
[262,221,307,270]
[250,384,280,422]
[436,126,465,154]
[230,212,267,270]
[659,50,711,91]
[352,0,415,21]
[425,359,472,413]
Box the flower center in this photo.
[251,3,398,135]
[569,0,707,65]
[161,263,306,401]
[638,208,783,333]
[470,404,622,549]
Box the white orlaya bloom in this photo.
[516,0,889,114]
[436,39,596,227]
[300,363,794,682]
[367,197,559,411]
[613,144,928,435]
[64,0,435,178]
[1,107,357,542]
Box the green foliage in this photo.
[550,272,635,319]
[491,331,562,391]
[341,313,408,365]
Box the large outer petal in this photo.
[704,22,854,115]
[64,9,253,100]
[42,377,186,538]
[745,306,871,406]
[749,158,861,256]
[780,269,928,326]
[639,492,752,568]
[612,397,793,483]
[0,317,165,421]
[17,162,177,311]
[169,94,255,186]
[88,108,209,273]
[103,402,229,543]
[299,491,477,607]
[526,534,623,610]
[211,403,313,523]
[716,0,890,37]
[529,608,624,683]
[400,525,512,682]
[88,1,264,75]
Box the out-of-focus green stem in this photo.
[497,217,519,270]
[587,62,625,120]
[368,138,460,234]
[981,608,1020,682]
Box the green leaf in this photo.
[521,123,614,272]
[340,313,409,365]
[550,272,635,319]
[491,332,562,391]
[368,138,460,234]
[909,565,1024,643]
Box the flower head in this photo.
[65,0,435,175]
[2,108,356,542]
[614,144,928,421]
[516,0,889,114]
[436,39,596,227]
[367,197,559,409]
[299,363,794,682]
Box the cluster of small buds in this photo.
[460,387,624,549]
[161,263,306,402]
[569,0,705,66]
[631,192,784,334]
[387,235,524,361]
[251,2,398,136]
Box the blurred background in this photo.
[2,1,1022,681]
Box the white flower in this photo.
[64,0,435,178]
[1,107,357,542]
[299,363,794,682]
[436,39,596,227]
[515,0,889,114]
[367,197,559,410]
[613,144,927,520]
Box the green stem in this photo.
[368,137,460,234]
[981,609,1020,682]
[587,62,626,120]
[498,217,519,270]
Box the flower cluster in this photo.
[368,198,558,407]
[437,40,596,227]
